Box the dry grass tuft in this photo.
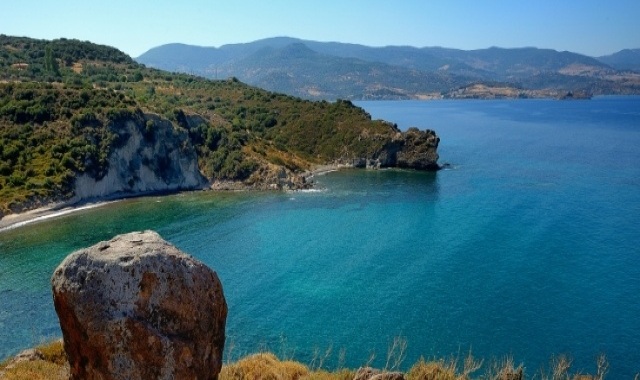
[406,358,457,380]
[0,359,69,380]
[35,340,67,366]
[220,352,309,380]
[0,340,68,380]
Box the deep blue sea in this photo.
[1,97,639,377]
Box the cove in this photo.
[1,97,640,377]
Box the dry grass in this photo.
[220,352,309,380]
[34,340,67,366]
[406,358,457,380]
[0,359,69,380]
[0,340,627,380]
[0,340,68,380]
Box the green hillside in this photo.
[0,35,438,217]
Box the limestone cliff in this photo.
[72,113,207,202]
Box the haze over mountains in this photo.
[137,37,640,100]
[597,49,640,71]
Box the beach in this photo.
[0,165,352,233]
[0,201,115,233]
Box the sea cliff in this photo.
[71,113,207,201]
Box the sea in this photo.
[1,97,639,377]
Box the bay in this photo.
[1,97,639,377]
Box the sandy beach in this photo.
[0,165,354,233]
[0,200,117,233]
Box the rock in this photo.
[72,112,207,202]
[245,163,311,191]
[51,230,227,380]
[393,128,440,170]
[371,373,406,380]
[353,367,381,380]
[351,127,440,171]
[353,367,406,380]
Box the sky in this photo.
[2,0,639,58]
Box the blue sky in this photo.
[2,0,638,57]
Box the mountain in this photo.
[139,39,469,99]
[598,49,640,71]
[0,35,440,217]
[137,37,640,99]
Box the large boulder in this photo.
[51,230,227,380]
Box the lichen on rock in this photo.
[51,230,227,380]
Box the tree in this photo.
[44,45,60,76]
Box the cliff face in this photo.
[72,113,207,202]
[388,128,440,170]
[344,127,440,171]
[71,113,439,203]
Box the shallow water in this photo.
[1,97,639,377]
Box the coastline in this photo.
[0,164,354,233]
[0,200,116,233]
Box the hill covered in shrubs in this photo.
[0,35,439,217]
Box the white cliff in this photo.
[72,113,206,202]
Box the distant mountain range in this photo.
[137,37,640,100]
[597,49,640,71]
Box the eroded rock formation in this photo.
[51,230,227,380]
[377,128,440,170]
[334,127,440,171]
[72,113,207,202]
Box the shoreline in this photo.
[0,200,118,233]
[0,165,354,233]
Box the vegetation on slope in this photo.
[1,35,429,216]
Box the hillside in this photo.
[0,35,439,218]
[137,37,640,100]
[598,48,640,71]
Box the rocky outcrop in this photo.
[353,367,406,380]
[72,113,207,202]
[333,127,440,171]
[247,164,311,190]
[51,230,227,380]
[375,128,440,170]
[393,128,441,170]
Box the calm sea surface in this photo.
[1,97,639,377]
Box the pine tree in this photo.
[44,45,60,76]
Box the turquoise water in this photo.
[1,97,639,377]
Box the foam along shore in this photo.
[0,164,384,233]
[0,200,116,233]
